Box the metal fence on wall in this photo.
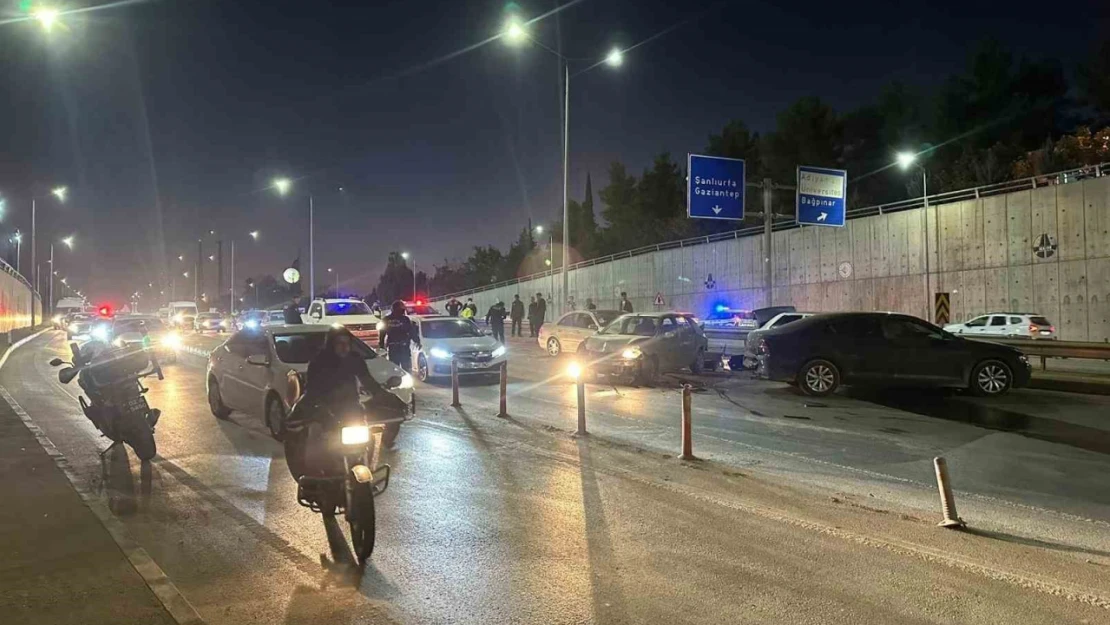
[433,162,1109,301]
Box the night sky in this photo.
[0,0,1102,305]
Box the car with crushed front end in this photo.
[577,312,709,384]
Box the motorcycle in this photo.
[49,334,164,462]
[284,382,405,565]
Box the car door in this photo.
[655,316,681,370]
[983,315,1009,337]
[959,315,989,335]
[223,333,271,412]
[239,334,276,415]
[672,315,698,366]
[823,316,888,382]
[880,316,964,385]
[307,301,324,324]
[572,313,602,352]
[555,313,582,350]
[217,333,251,409]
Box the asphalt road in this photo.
[3,330,1109,624]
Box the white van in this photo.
[168,301,199,329]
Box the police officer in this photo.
[378,300,421,372]
[486,299,507,343]
[283,296,303,324]
[445,297,462,317]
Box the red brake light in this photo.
[98,305,112,317]
[1028,324,1037,333]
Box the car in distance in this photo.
[261,309,286,327]
[194,312,230,333]
[110,315,182,363]
[578,312,709,383]
[944,312,1056,340]
[412,316,507,382]
[66,313,98,340]
[741,311,815,368]
[304,298,381,344]
[205,324,414,443]
[755,312,1031,397]
[539,309,621,356]
[404,301,441,317]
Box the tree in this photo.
[375,251,413,305]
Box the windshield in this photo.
[269,311,285,321]
[272,331,376,364]
[114,318,165,333]
[594,310,620,327]
[421,319,483,339]
[325,301,372,316]
[173,306,198,315]
[602,315,659,337]
[1030,316,1052,326]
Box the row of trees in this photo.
[373,40,1110,300]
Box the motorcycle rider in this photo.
[378,300,421,372]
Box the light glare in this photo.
[896,152,917,170]
[273,177,292,195]
[605,48,624,67]
[33,8,60,32]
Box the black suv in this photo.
[755,312,1031,397]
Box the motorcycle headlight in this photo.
[621,347,643,360]
[492,345,507,358]
[162,332,182,349]
[91,325,109,342]
[429,347,452,360]
[341,425,371,446]
[398,373,414,389]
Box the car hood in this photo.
[957,336,1023,356]
[328,315,381,325]
[584,334,650,352]
[423,336,500,353]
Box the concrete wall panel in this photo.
[889,210,910,276]
[1087,258,1110,343]
[819,228,836,282]
[802,228,821,285]
[938,201,961,272]
[1032,262,1061,331]
[982,195,1007,269]
[1006,190,1032,266]
[1031,187,1057,265]
[870,215,890,278]
[964,200,985,270]
[984,264,1007,313]
[1057,182,1086,261]
[1059,259,1089,341]
[851,217,872,280]
[905,207,924,275]
[773,230,790,287]
[1084,176,1110,259]
[1007,264,1033,314]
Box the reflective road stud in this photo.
[933,457,966,528]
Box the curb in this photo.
[1028,375,1110,396]
[0,332,206,625]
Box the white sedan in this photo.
[206,324,414,443]
[412,316,507,382]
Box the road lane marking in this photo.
[0,386,206,625]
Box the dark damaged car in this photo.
[578,312,709,384]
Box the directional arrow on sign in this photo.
[817,212,827,222]
[712,205,722,215]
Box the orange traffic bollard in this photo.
[450,358,461,408]
[498,361,508,418]
[681,384,694,460]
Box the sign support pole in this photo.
[763,178,773,305]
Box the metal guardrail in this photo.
[968,337,1110,371]
[0,257,34,293]
[432,161,1109,301]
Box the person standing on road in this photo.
[527,296,538,337]
[619,292,633,314]
[378,300,421,372]
[445,297,462,317]
[486,299,507,343]
[585,298,597,311]
[535,293,547,335]
[464,298,478,318]
[283,296,304,324]
[510,294,525,337]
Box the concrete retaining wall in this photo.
[434,176,1110,342]
[0,267,41,335]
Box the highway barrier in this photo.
[969,337,1110,371]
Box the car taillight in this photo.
[1028,324,1037,334]
[757,338,769,355]
[1049,326,1055,333]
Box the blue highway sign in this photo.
[687,154,745,221]
[796,165,847,227]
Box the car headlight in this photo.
[429,347,452,360]
[68,323,79,333]
[112,338,124,348]
[173,314,184,323]
[162,332,182,349]
[1018,354,1029,364]
[52,315,62,324]
[91,326,109,342]
[492,345,507,358]
[621,347,643,359]
[220,319,229,327]
[245,319,259,329]
[376,321,386,331]
[399,373,414,389]
[341,425,370,445]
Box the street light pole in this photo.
[309,195,315,299]
[561,62,570,316]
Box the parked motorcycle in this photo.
[50,337,164,461]
[284,385,405,565]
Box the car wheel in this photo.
[208,378,232,419]
[266,395,287,440]
[798,359,840,397]
[417,355,430,382]
[546,337,562,357]
[690,347,706,374]
[970,360,1012,396]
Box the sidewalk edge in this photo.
[0,331,206,625]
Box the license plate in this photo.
[459,361,486,370]
[1039,330,1051,335]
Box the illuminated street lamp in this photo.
[896,150,933,320]
[10,231,22,274]
[504,19,624,314]
[249,230,260,240]
[271,177,316,297]
[401,252,417,300]
[33,8,61,32]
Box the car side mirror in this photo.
[246,354,270,366]
[49,357,64,367]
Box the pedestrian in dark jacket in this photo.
[510,295,525,337]
[445,297,462,317]
[585,298,597,311]
[527,296,539,337]
[619,291,633,313]
[283,297,304,324]
[378,300,421,372]
[486,300,507,343]
[535,293,547,334]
